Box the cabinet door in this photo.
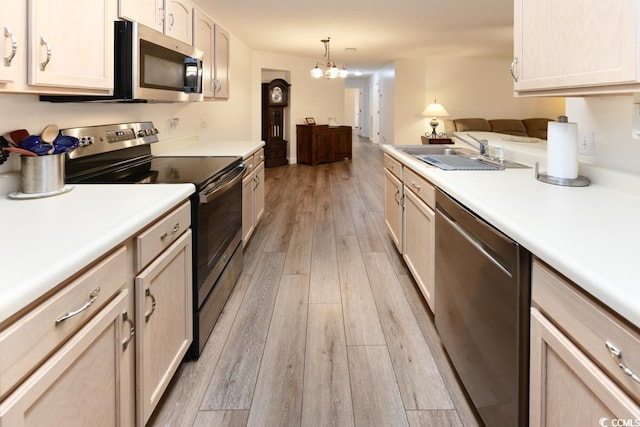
[135,231,192,426]
[529,308,640,426]
[0,290,132,427]
[213,24,229,99]
[403,188,435,311]
[514,0,638,93]
[0,1,25,85]
[242,170,255,246]
[334,128,352,160]
[193,8,214,98]
[383,168,403,252]
[254,161,265,225]
[119,0,164,34]
[28,0,115,91]
[313,132,332,164]
[165,0,193,45]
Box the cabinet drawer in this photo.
[254,148,265,165]
[384,154,402,180]
[243,153,255,173]
[532,259,640,402]
[136,201,191,271]
[403,167,435,209]
[0,246,128,399]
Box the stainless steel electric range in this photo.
[62,122,245,358]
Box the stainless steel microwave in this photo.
[41,21,203,103]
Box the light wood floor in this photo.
[150,136,480,427]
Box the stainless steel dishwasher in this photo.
[434,188,530,427]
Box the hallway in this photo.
[150,136,479,426]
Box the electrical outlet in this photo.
[579,131,595,156]
[200,119,207,129]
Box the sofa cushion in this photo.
[453,118,491,132]
[523,118,552,140]
[489,119,528,137]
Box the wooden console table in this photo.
[296,125,352,165]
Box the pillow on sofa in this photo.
[489,119,528,137]
[523,118,552,140]
[453,118,491,132]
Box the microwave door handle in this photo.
[199,165,246,204]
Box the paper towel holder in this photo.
[535,162,590,187]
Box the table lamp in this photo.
[422,99,449,137]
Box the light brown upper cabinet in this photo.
[119,0,193,45]
[0,0,116,95]
[193,7,230,99]
[513,0,640,96]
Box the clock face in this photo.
[271,86,283,103]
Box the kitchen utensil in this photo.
[40,124,59,155]
[2,146,38,157]
[8,129,30,145]
[52,135,80,153]
[19,135,41,151]
[40,124,59,143]
[31,144,54,156]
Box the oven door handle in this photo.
[199,164,246,204]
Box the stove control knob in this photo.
[137,130,146,138]
[152,128,159,135]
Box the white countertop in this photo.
[382,141,640,329]
[0,183,194,324]
[151,137,264,160]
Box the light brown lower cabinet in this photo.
[242,150,265,247]
[0,290,132,426]
[530,259,640,426]
[383,167,403,252]
[135,230,193,426]
[402,185,435,312]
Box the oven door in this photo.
[195,164,245,307]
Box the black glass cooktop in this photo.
[66,155,241,188]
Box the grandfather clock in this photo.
[261,79,290,168]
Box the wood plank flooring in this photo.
[149,136,480,427]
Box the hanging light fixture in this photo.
[310,37,348,79]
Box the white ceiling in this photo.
[194,0,515,75]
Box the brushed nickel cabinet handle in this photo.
[39,36,51,71]
[510,57,519,82]
[55,287,100,324]
[144,287,157,322]
[605,341,640,384]
[160,223,180,239]
[411,181,421,190]
[3,27,17,66]
[121,311,135,350]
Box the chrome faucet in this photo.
[458,133,490,156]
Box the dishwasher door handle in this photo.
[437,209,512,278]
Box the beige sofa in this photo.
[444,118,552,139]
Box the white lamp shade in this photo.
[422,101,449,117]
[310,66,324,78]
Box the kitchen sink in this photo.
[396,145,530,170]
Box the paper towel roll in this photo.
[547,119,578,179]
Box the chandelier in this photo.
[310,37,348,79]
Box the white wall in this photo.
[251,50,346,163]
[566,95,640,176]
[0,34,253,174]
[393,56,565,145]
